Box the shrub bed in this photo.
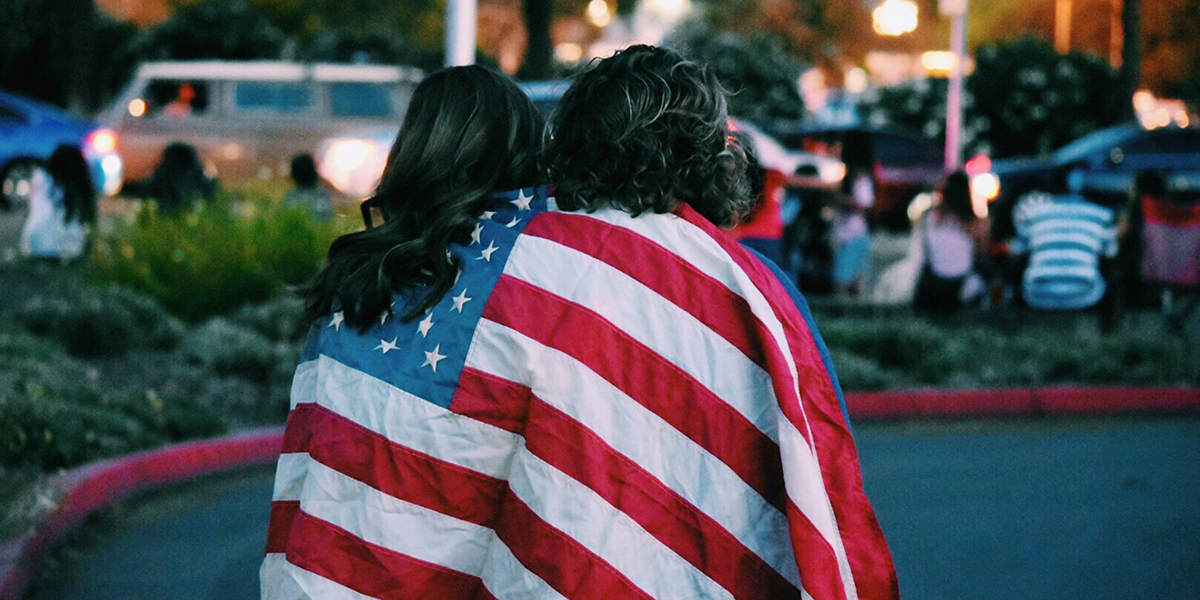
[91,193,351,321]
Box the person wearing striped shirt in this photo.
[264,47,896,600]
[1010,191,1118,310]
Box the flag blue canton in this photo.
[300,186,553,408]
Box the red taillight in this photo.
[88,129,118,154]
[964,153,991,177]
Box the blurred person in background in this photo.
[146,142,216,214]
[831,165,874,297]
[727,130,787,266]
[283,153,332,220]
[1010,189,1117,311]
[913,170,988,311]
[19,144,95,262]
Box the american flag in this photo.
[262,186,898,600]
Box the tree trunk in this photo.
[1118,0,1140,118]
[519,0,553,80]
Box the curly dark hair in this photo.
[303,65,545,330]
[548,45,752,227]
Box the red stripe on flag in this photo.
[284,402,507,527]
[785,501,851,600]
[675,204,899,600]
[484,274,787,511]
[454,371,802,600]
[493,494,655,600]
[451,367,533,435]
[267,503,498,600]
[523,212,768,369]
[266,500,299,553]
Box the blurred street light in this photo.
[920,51,957,76]
[555,43,585,62]
[586,0,612,28]
[872,0,919,37]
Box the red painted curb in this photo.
[845,387,1200,420]
[0,426,284,600]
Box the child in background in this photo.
[283,153,332,220]
[19,145,95,262]
[831,167,874,296]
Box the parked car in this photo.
[730,119,847,188]
[976,122,1200,240]
[0,90,124,209]
[100,61,424,195]
[766,123,944,230]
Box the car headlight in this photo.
[817,161,847,186]
[971,172,1000,202]
[327,139,379,172]
[970,172,1000,219]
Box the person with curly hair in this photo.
[542,45,897,600]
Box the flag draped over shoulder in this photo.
[262,186,898,600]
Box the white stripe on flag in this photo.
[504,233,780,443]
[273,454,566,600]
[261,553,377,600]
[569,208,859,600]
[507,450,734,600]
[291,355,519,479]
[468,319,802,588]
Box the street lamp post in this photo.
[941,0,968,172]
[445,0,477,67]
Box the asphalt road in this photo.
[27,417,1200,600]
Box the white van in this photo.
[102,61,423,195]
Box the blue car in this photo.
[0,90,124,210]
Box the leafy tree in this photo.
[863,36,1126,159]
[670,22,805,121]
[131,1,287,61]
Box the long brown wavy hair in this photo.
[303,66,545,330]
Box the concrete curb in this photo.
[1,386,1197,599]
[0,426,283,600]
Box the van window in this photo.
[234,82,314,114]
[329,83,395,118]
[143,81,210,118]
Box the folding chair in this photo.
[1139,196,1200,329]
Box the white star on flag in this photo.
[450,289,472,312]
[380,311,389,325]
[477,240,499,262]
[480,211,496,220]
[511,189,533,210]
[328,311,344,331]
[470,223,483,245]
[376,337,399,354]
[417,313,434,337]
[422,344,447,372]
[506,217,521,228]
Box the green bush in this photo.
[227,294,309,343]
[816,309,1200,391]
[15,285,184,357]
[92,194,351,321]
[181,318,282,382]
[0,329,226,470]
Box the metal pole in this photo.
[944,6,966,172]
[445,0,477,67]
